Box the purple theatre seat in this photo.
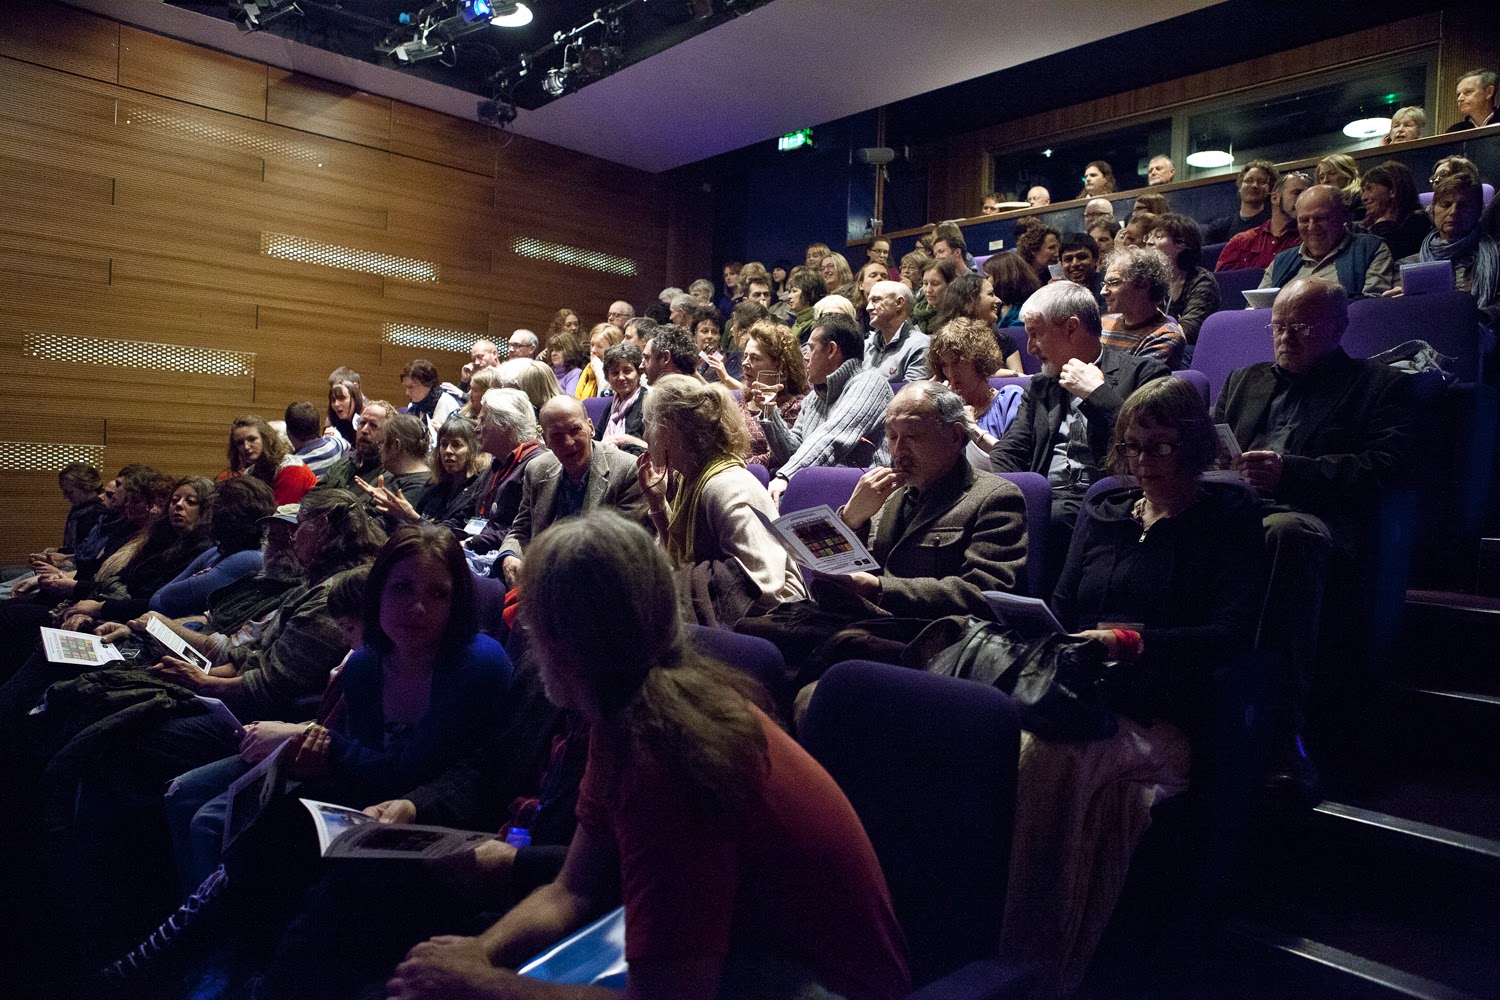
[1191,308,1274,405]
[800,660,1028,994]
[1419,183,1493,208]
[994,471,1052,598]
[471,573,510,640]
[779,465,864,514]
[1212,268,1267,311]
[1018,348,1041,375]
[1346,290,1481,383]
[1171,368,1210,406]
[746,463,770,487]
[581,395,610,428]
[1200,241,1228,272]
[988,375,1031,394]
[686,623,786,702]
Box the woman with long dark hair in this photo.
[388,511,909,1000]
[218,414,318,505]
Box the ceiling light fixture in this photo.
[1343,116,1391,139]
[1185,149,1234,169]
[490,3,534,27]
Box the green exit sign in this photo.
[777,128,812,152]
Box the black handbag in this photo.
[902,616,1122,742]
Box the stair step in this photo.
[1226,923,1481,1000]
[1313,801,1500,863]
[1317,763,1500,853]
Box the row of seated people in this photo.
[0,263,1424,996]
[977,65,1498,215]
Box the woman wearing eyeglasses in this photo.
[1004,374,1268,995]
[1052,375,1266,727]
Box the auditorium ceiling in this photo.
[62,0,1449,172]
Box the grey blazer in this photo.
[500,440,647,557]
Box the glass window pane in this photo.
[1184,61,1429,179]
[990,119,1172,203]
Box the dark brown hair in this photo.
[1108,376,1218,476]
[362,523,476,661]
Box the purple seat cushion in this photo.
[1346,290,1481,382]
[780,466,865,514]
[1213,268,1266,311]
[994,471,1052,599]
[1192,308,1274,405]
[581,395,610,428]
[1171,369,1210,406]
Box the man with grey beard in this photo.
[988,281,1169,583]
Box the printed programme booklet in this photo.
[40,627,124,667]
[753,504,878,575]
[299,799,496,860]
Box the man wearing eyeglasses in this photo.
[1213,278,1417,801]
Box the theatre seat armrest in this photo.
[906,958,1037,1000]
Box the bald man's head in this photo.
[539,395,593,478]
[1295,185,1351,258]
[1271,278,1348,374]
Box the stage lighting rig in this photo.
[378,0,533,65]
[232,0,302,31]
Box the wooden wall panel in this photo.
[390,100,495,176]
[117,26,267,120]
[0,7,688,561]
[0,0,117,82]
[267,70,392,149]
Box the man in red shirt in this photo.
[1215,171,1311,273]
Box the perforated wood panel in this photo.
[0,2,706,561]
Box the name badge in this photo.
[463,517,488,537]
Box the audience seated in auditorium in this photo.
[497,396,647,588]
[981,191,1004,215]
[1203,160,1277,243]
[1084,198,1114,230]
[804,241,832,269]
[865,237,892,269]
[1316,154,1364,219]
[285,400,346,482]
[692,307,729,381]
[930,317,1024,470]
[1100,246,1187,369]
[744,382,1026,670]
[689,278,716,307]
[931,224,975,275]
[464,388,546,572]
[1359,161,1431,260]
[1133,191,1170,217]
[742,272,776,311]
[985,251,1045,341]
[914,257,959,335]
[1011,375,1264,996]
[820,252,855,297]
[1216,170,1310,272]
[1383,105,1425,144]
[1028,185,1052,207]
[1089,217,1121,260]
[607,300,635,331]
[716,261,742,317]
[1017,222,1062,278]
[574,323,623,400]
[637,375,806,627]
[362,413,431,530]
[544,332,587,397]
[399,359,463,441]
[494,358,563,417]
[326,370,366,449]
[32,461,106,576]
[669,292,697,329]
[787,267,828,342]
[547,308,582,342]
[505,329,539,360]
[1057,232,1104,302]
[1447,68,1497,131]
[462,367,506,422]
[898,250,930,294]
[934,272,1024,374]
[459,338,500,391]
[761,313,893,505]
[217,413,318,506]
[704,300,766,390]
[1117,211,1156,250]
[864,280,930,381]
[362,414,489,538]
[1261,184,1395,297]
[1078,160,1116,199]
[989,281,1170,574]
[620,315,654,351]
[640,322,699,391]
[738,321,808,476]
[1214,278,1418,796]
[1393,173,1499,319]
[391,512,908,1000]
[1147,154,1176,186]
[1151,212,1221,354]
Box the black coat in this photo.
[1052,480,1266,730]
[989,346,1171,483]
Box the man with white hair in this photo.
[1146,155,1175,186]
[465,387,547,569]
[606,300,635,329]
[505,329,539,360]
[1027,185,1052,208]
[989,281,1169,575]
[1084,198,1114,230]
[863,280,929,381]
